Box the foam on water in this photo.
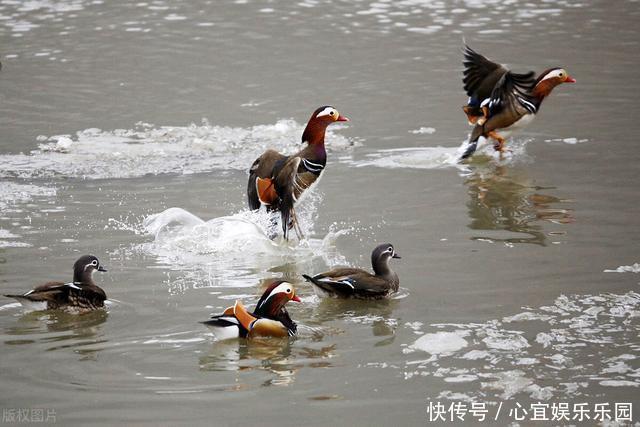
[140,196,351,289]
[410,331,469,355]
[346,137,532,171]
[0,230,31,248]
[392,291,640,400]
[0,182,58,247]
[0,182,57,211]
[604,263,640,274]
[0,120,355,180]
[347,147,466,170]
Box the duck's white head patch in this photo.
[316,106,337,118]
[540,68,567,82]
[258,281,295,309]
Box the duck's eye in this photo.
[91,260,98,266]
[286,288,291,293]
[387,247,393,252]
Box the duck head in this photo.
[73,255,107,284]
[533,68,575,99]
[371,243,401,276]
[254,280,301,317]
[301,105,349,146]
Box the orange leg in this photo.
[463,106,479,125]
[477,106,490,126]
[487,131,507,152]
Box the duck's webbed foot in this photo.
[488,131,507,152]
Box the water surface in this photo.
[1,0,639,425]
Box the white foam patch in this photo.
[0,230,21,239]
[0,182,58,248]
[545,137,589,145]
[0,182,57,211]
[0,120,355,180]
[604,263,640,273]
[409,127,436,135]
[410,331,469,355]
[0,240,31,248]
[394,292,640,401]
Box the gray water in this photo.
[1,0,639,425]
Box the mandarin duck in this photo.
[202,280,301,340]
[303,243,401,299]
[460,45,575,159]
[247,106,349,240]
[4,255,108,312]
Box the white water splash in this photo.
[346,136,534,171]
[0,120,355,180]
[347,146,466,170]
[140,198,351,289]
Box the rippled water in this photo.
[1,0,639,425]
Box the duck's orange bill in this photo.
[565,76,576,83]
[291,294,301,302]
[337,115,349,122]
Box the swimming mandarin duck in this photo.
[460,45,575,159]
[247,106,349,240]
[4,255,108,312]
[202,280,301,340]
[303,243,401,299]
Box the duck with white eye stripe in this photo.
[202,280,301,340]
[4,255,108,313]
[460,45,576,159]
[303,243,401,300]
[247,106,349,240]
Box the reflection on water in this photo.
[312,298,398,347]
[199,337,336,388]
[463,162,574,246]
[4,309,108,360]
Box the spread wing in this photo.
[463,45,535,108]
[463,45,508,102]
[485,71,537,115]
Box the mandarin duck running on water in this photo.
[202,280,301,340]
[460,45,575,160]
[4,255,108,313]
[303,243,401,300]
[247,106,349,240]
